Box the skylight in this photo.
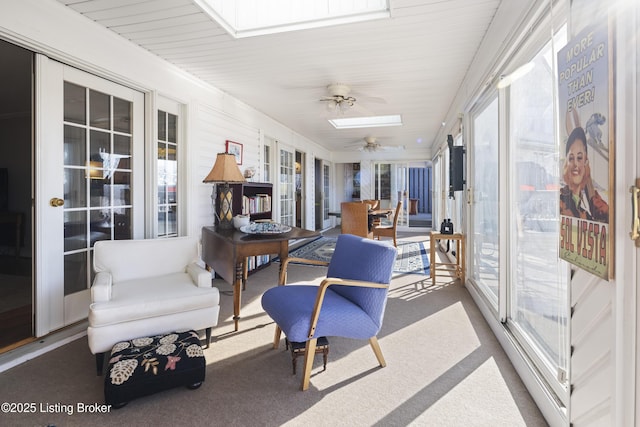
[328,115,403,129]
[194,0,391,38]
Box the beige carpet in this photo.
[0,232,547,427]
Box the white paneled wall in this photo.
[570,269,613,425]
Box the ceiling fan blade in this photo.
[344,140,365,147]
[355,95,386,104]
[379,145,405,151]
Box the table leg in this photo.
[242,258,248,291]
[278,241,289,286]
[456,239,461,279]
[460,236,465,284]
[233,260,243,331]
[430,236,436,286]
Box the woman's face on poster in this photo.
[566,138,588,189]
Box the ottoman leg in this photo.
[96,353,105,376]
[204,327,212,349]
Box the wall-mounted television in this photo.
[448,135,464,197]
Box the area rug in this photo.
[286,237,430,275]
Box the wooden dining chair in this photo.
[341,202,372,239]
[361,199,380,210]
[373,201,402,247]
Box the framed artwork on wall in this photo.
[226,140,243,165]
[557,13,614,280]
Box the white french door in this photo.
[277,143,295,226]
[393,163,409,227]
[35,57,144,335]
[321,160,332,230]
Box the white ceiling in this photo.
[57,0,501,154]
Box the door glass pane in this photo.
[264,145,271,182]
[113,97,131,133]
[90,130,109,161]
[111,172,131,206]
[90,177,109,206]
[114,135,131,170]
[168,114,177,143]
[89,90,110,130]
[64,82,85,125]
[279,149,294,226]
[396,164,408,227]
[375,163,391,201]
[89,208,111,245]
[64,210,87,252]
[64,125,86,166]
[64,252,87,296]
[508,32,568,386]
[64,169,87,209]
[114,207,131,240]
[471,97,500,307]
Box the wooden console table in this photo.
[201,225,319,331]
[430,232,465,285]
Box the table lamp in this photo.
[203,152,246,229]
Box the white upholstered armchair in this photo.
[87,236,220,374]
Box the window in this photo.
[157,110,178,237]
[263,143,271,182]
[468,24,569,404]
[470,97,500,308]
[279,147,295,226]
[506,28,569,397]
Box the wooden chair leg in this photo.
[369,336,386,368]
[301,338,317,391]
[272,325,282,349]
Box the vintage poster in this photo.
[557,20,614,280]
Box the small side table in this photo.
[430,232,465,285]
[286,337,329,375]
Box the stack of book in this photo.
[242,193,271,215]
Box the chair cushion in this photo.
[262,285,381,342]
[326,234,396,324]
[89,272,219,327]
[93,237,200,283]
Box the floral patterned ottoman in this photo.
[104,330,206,408]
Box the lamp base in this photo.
[217,218,233,229]
[217,184,235,229]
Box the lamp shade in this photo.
[202,153,246,183]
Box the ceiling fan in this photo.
[346,136,405,152]
[319,83,357,112]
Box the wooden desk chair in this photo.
[373,201,402,247]
[361,199,380,210]
[362,200,382,226]
[340,202,372,238]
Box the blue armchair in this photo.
[261,234,397,390]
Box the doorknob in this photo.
[49,197,64,207]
